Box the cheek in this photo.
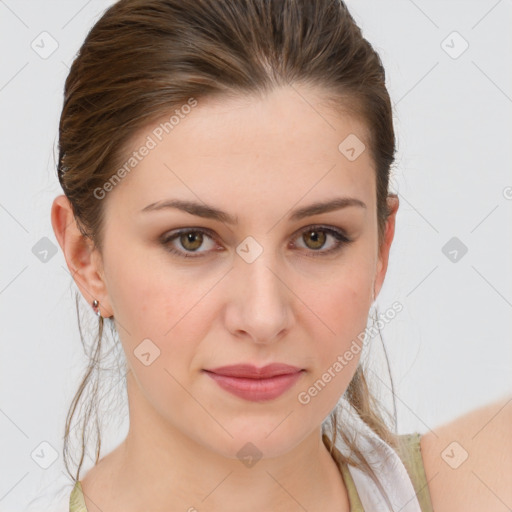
[104,237,188,330]
[294,261,373,408]
[304,259,374,343]
[104,247,218,370]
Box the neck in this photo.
[82,370,350,512]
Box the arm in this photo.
[420,395,512,511]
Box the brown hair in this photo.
[57,0,399,505]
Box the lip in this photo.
[203,363,305,402]
[206,363,302,378]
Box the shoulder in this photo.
[419,395,512,511]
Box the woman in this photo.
[50,0,511,510]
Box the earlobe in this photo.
[51,195,113,318]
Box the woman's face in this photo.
[90,85,396,459]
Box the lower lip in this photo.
[204,370,304,402]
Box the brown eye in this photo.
[179,231,203,251]
[302,229,327,250]
[292,225,352,258]
[161,228,218,258]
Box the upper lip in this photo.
[204,363,303,379]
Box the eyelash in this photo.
[160,225,353,259]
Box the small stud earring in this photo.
[92,299,102,318]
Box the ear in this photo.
[372,194,399,301]
[51,195,114,318]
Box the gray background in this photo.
[0,0,511,509]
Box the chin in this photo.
[204,418,310,461]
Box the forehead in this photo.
[105,85,375,218]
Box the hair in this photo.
[57,0,400,506]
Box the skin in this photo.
[52,83,399,511]
[421,396,512,511]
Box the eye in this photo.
[160,225,352,259]
[290,225,352,258]
[160,228,220,258]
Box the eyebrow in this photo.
[140,197,366,224]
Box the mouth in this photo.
[202,363,305,402]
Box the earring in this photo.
[92,299,102,318]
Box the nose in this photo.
[224,249,293,345]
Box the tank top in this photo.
[69,432,434,511]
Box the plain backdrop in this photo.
[0,0,511,510]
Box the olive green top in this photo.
[69,432,434,511]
